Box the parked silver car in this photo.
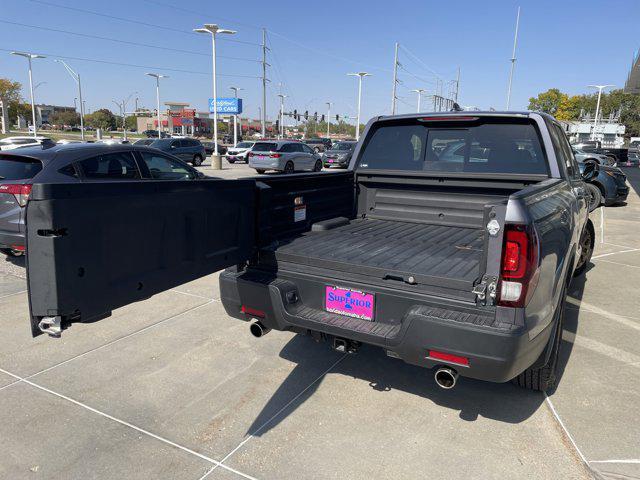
[248,140,322,174]
[572,147,615,167]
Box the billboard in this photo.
[209,97,243,114]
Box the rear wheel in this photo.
[585,183,602,212]
[227,158,235,164]
[313,160,323,172]
[573,221,594,277]
[255,169,266,174]
[192,155,203,166]
[512,291,566,392]
[284,161,294,174]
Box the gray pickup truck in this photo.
[24,112,597,393]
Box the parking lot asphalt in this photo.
[0,159,639,479]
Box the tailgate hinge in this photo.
[473,275,498,305]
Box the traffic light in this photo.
[275,119,279,131]
[314,112,318,121]
[321,115,325,122]
[293,109,297,117]
[336,114,339,122]
[304,110,308,120]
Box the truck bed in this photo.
[273,218,485,291]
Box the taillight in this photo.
[0,184,32,207]
[269,153,282,158]
[247,152,254,157]
[498,224,539,308]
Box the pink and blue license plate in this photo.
[325,286,375,321]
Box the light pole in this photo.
[411,88,426,113]
[587,84,615,141]
[229,86,243,146]
[347,72,370,140]
[54,59,85,140]
[146,73,169,139]
[326,101,332,138]
[195,23,236,167]
[277,94,287,138]
[11,51,45,137]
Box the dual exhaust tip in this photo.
[249,321,271,338]
[434,366,459,389]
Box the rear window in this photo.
[0,156,43,180]
[358,118,548,175]
[253,142,277,152]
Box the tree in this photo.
[125,115,137,131]
[528,89,569,116]
[50,110,80,127]
[0,78,28,124]
[85,109,116,131]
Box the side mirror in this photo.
[582,160,599,182]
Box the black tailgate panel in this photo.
[26,179,256,336]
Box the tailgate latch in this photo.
[473,276,498,305]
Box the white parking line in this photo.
[0,301,213,393]
[0,289,27,300]
[199,354,348,479]
[544,394,588,465]
[592,248,640,260]
[170,289,219,301]
[0,367,258,480]
[598,259,640,269]
[566,296,640,330]
[590,459,640,464]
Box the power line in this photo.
[398,64,437,87]
[398,44,444,79]
[0,47,262,78]
[27,0,261,46]
[0,20,261,63]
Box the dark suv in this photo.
[149,138,206,166]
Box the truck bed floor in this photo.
[273,218,485,289]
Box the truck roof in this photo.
[375,111,540,121]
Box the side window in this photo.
[552,124,580,180]
[279,144,294,153]
[172,140,182,149]
[140,152,195,180]
[302,144,314,154]
[79,152,141,180]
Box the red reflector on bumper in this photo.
[241,306,265,318]
[428,350,469,366]
[11,245,25,251]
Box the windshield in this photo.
[0,156,43,179]
[252,142,277,152]
[332,142,354,151]
[358,118,548,175]
[236,142,254,148]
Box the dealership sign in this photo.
[208,97,243,114]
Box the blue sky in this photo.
[1,0,639,124]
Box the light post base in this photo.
[210,154,222,170]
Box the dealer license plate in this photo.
[325,286,375,321]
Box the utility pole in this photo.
[455,67,461,102]
[229,86,243,146]
[506,6,521,110]
[261,28,269,138]
[411,88,425,113]
[391,42,399,115]
[326,102,332,137]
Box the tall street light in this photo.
[55,59,85,140]
[146,73,169,139]
[11,51,45,138]
[411,88,426,113]
[347,72,370,140]
[194,23,236,167]
[229,86,243,146]
[326,101,332,138]
[587,84,615,141]
[277,93,287,138]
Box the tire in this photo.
[512,290,566,392]
[255,169,266,174]
[227,158,235,164]
[284,161,294,174]
[313,160,322,172]
[585,183,602,212]
[192,155,203,167]
[573,220,594,277]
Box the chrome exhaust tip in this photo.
[434,367,458,389]
[249,321,271,338]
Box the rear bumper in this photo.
[604,185,629,206]
[0,231,25,250]
[220,269,553,383]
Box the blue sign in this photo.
[208,97,243,114]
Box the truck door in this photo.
[26,178,256,337]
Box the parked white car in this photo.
[225,141,255,163]
[0,136,53,151]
